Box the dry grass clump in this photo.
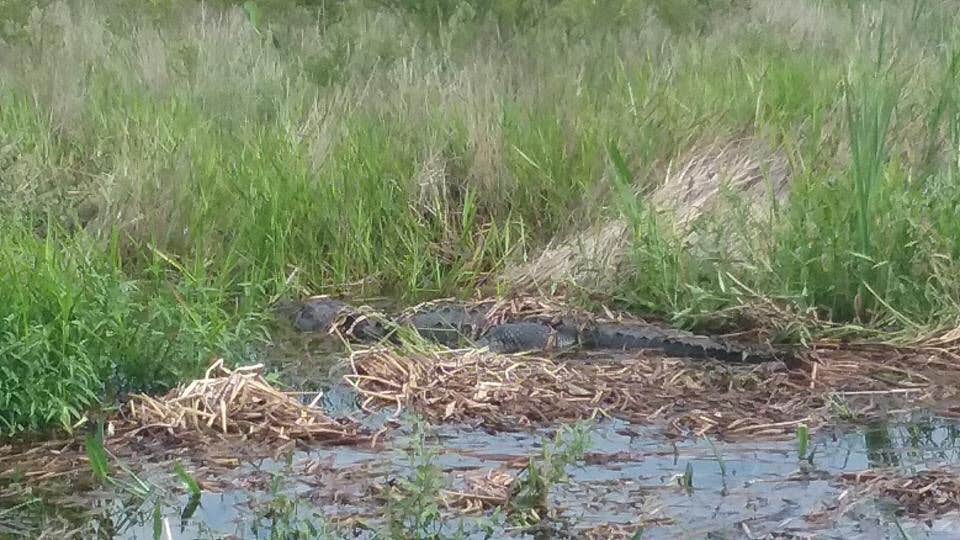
[345,347,810,438]
[503,138,790,291]
[651,138,790,233]
[500,221,629,292]
[345,341,960,439]
[441,468,516,514]
[405,294,652,330]
[124,359,366,444]
[0,360,367,487]
[841,469,960,518]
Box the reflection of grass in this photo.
[864,423,901,468]
[894,517,914,540]
[705,437,727,479]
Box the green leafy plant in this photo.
[385,419,445,540]
[82,428,155,503]
[705,437,726,479]
[249,455,332,539]
[508,423,591,526]
[84,431,110,484]
[675,462,694,494]
[796,423,819,468]
[172,462,201,498]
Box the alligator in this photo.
[293,297,388,341]
[291,296,782,364]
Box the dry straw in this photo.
[346,338,960,439]
[841,468,960,518]
[502,138,790,291]
[125,358,365,443]
[0,360,367,488]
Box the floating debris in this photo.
[442,468,515,513]
[841,468,960,518]
[346,347,810,437]
[345,342,960,439]
[0,360,369,489]
[125,359,366,443]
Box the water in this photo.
[5,336,960,538]
[7,415,960,539]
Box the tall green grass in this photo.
[3,0,960,434]
[0,220,268,435]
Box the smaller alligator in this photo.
[294,297,388,341]
[291,296,781,363]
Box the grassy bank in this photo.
[2,0,960,434]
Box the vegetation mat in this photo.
[838,468,960,520]
[346,341,960,438]
[0,360,368,489]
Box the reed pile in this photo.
[346,341,960,439]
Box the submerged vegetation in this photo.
[2,0,960,436]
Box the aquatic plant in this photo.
[83,426,155,499]
[508,422,592,526]
[796,423,809,461]
[385,419,446,540]
[250,453,334,539]
[705,437,727,483]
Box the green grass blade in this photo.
[173,461,202,497]
[83,434,110,483]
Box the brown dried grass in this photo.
[502,138,790,291]
[441,468,516,514]
[841,468,960,518]
[0,360,368,488]
[123,359,366,443]
[345,342,960,439]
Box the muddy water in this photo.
[6,338,960,539]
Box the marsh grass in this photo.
[508,423,591,526]
[386,419,446,539]
[0,219,269,435]
[3,0,960,433]
[247,453,334,540]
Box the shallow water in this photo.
[8,414,958,539]
[6,336,960,539]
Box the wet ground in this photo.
[4,333,960,539]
